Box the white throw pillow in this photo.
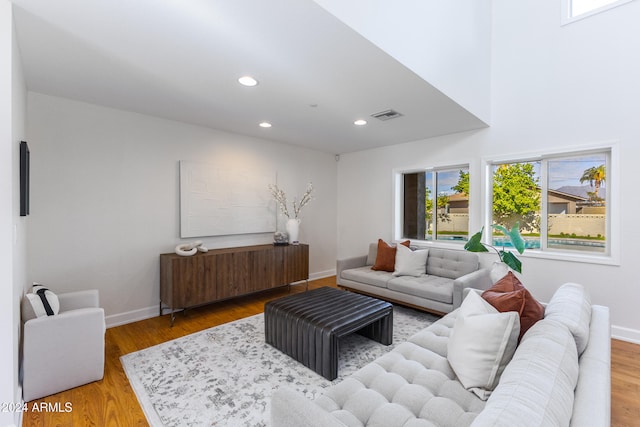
[447,291,520,400]
[25,283,60,318]
[393,244,429,277]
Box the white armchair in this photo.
[21,289,105,401]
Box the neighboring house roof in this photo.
[448,193,468,202]
[548,189,588,202]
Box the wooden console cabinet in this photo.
[160,244,309,325]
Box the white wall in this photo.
[313,0,492,123]
[2,0,27,424]
[26,93,337,326]
[337,0,640,341]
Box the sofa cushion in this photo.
[388,275,454,304]
[426,248,478,280]
[447,292,520,400]
[544,282,592,356]
[482,272,544,341]
[341,266,392,289]
[470,319,579,427]
[408,310,457,358]
[315,341,485,427]
[372,239,411,272]
[393,245,429,277]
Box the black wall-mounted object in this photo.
[20,141,29,216]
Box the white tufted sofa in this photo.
[271,283,611,427]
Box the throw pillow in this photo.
[393,244,429,277]
[447,291,520,400]
[25,283,60,318]
[371,239,410,272]
[482,271,544,341]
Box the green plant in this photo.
[464,223,526,273]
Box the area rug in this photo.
[121,305,438,427]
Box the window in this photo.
[490,150,610,255]
[563,0,633,23]
[401,166,469,242]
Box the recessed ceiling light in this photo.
[354,119,367,126]
[259,121,272,128]
[238,76,258,87]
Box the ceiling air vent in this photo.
[371,109,403,121]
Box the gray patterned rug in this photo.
[121,305,438,427]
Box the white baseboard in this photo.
[309,269,336,281]
[106,305,159,328]
[106,271,338,328]
[612,324,640,344]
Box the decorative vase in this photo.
[286,218,301,245]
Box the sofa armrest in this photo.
[452,268,493,308]
[271,387,346,427]
[336,255,368,285]
[570,305,611,427]
[58,289,100,312]
[23,307,105,401]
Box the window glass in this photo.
[492,162,541,249]
[402,167,469,242]
[571,0,619,16]
[547,154,607,253]
[435,169,469,242]
[490,150,609,255]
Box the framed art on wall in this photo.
[179,160,276,238]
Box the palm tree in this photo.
[580,164,606,200]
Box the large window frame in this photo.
[483,143,619,265]
[393,163,472,245]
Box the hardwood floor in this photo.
[611,339,640,427]
[21,276,640,427]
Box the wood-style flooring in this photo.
[21,276,640,426]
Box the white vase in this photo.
[286,218,301,245]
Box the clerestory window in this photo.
[562,0,634,24]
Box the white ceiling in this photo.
[11,0,487,154]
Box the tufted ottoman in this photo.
[264,286,393,380]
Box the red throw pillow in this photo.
[371,239,410,272]
[482,271,544,341]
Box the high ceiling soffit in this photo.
[12,0,487,154]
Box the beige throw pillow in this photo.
[447,291,520,400]
[393,244,429,277]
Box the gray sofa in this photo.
[337,243,490,314]
[272,282,611,427]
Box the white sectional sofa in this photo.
[272,283,611,427]
[337,243,491,314]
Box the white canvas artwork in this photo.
[179,161,276,238]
